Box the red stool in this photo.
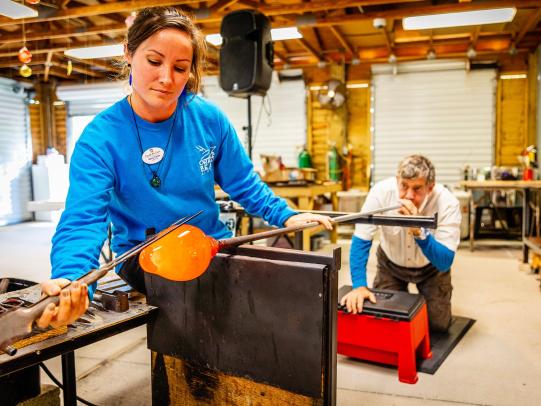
[337,288,432,384]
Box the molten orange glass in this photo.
[139,225,220,281]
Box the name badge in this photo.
[142,147,164,165]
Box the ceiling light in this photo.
[346,83,369,89]
[500,73,526,80]
[403,8,516,30]
[388,53,397,64]
[0,0,38,19]
[64,44,124,59]
[206,27,302,46]
[271,27,302,41]
[206,34,222,46]
[426,49,436,60]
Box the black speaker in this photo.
[219,10,273,97]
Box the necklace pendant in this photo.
[150,174,161,188]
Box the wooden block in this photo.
[152,353,322,406]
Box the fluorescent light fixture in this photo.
[206,34,223,46]
[403,8,516,30]
[0,0,38,19]
[206,27,302,46]
[346,83,369,89]
[271,27,302,41]
[500,74,527,80]
[64,44,124,59]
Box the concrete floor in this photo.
[1,222,541,405]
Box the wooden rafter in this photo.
[0,0,422,28]
[209,0,240,13]
[0,23,126,45]
[471,26,481,47]
[44,52,53,82]
[296,38,324,62]
[516,7,541,44]
[328,26,354,55]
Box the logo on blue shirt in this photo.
[196,145,215,174]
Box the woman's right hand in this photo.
[340,286,376,314]
[36,278,89,329]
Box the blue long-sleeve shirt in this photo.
[51,91,297,296]
[349,233,455,289]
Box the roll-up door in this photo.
[202,74,306,169]
[0,78,32,225]
[372,61,496,187]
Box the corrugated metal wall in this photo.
[372,64,496,187]
[0,78,32,225]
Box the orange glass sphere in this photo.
[18,47,32,64]
[26,0,41,4]
[139,225,220,281]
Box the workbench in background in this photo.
[461,180,541,265]
[216,182,342,250]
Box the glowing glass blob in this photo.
[139,225,220,281]
[26,0,41,4]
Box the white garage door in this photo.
[372,61,496,187]
[0,78,32,226]
[201,74,306,170]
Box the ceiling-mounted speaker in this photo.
[219,10,274,98]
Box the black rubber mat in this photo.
[417,315,476,374]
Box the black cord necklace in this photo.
[129,95,177,188]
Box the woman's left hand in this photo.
[284,213,334,230]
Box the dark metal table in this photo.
[0,286,156,406]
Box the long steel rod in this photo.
[219,204,437,248]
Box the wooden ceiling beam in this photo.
[0,41,113,58]
[310,1,541,27]
[296,38,325,62]
[328,26,354,55]
[209,0,240,13]
[52,60,104,77]
[0,0,421,28]
[29,67,79,80]
[0,1,198,27]
[516,7,541,44]
[0,23,126,45]
[63,55,122,73]
[44,51,53,82]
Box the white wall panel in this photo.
[372,65,496,187]
[0,78,32,225]
[202,74,306,169]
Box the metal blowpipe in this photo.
[138,204,438,282]
[0,211,203,356]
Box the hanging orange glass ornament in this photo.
[26,0,41,4]
[18,46,32,64]
[19,64,32,78]
[67,60,73,76]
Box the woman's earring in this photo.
[129,72,132,86]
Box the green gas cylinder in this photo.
[328,143,340,181]
[298,146,312,168]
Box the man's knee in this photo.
[429,314,451,333]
